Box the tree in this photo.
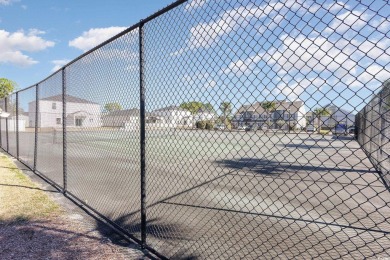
[220,101,232,127]
[180,101,214,115]
[104,102,122,113]
[0,78,17,99]
[313,107,331,134]
[261,101,276,130]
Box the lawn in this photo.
[0,154,61,223]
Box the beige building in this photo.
[233,100,307,129]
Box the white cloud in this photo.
[273,77,327,101]
[173,0,302,54]
[305,1,348,14]
[21,4,27,9]
[323,10,372,35]
[222,34,359,77]
[206,79,217,88]
[0,0,18,5]
[69,26,127,52]
[185,0,207,10]
[349,64,390,89]
[0,29,55,66]
[51,59,69,72]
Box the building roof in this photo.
[40,94,98,104]
[235,100,303,115]
[103,108,141,117]
[153,106,189,112]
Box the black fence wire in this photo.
[356,79,390,189]
[0,0,389,259]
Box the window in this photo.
[273,110,284,120]
[52,103,56,109]
[90,118,93,123]
[56,118,61,125]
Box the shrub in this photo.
[196,120,206,129]
[205,121,214,130]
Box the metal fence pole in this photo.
[34,84,39,172]
[0,104,2,149]
[62,68,67,194]
[139,21,147,249]
[16,92,19,159]
[5,97,9,152]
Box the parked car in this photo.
[334,124,347,135]
[347,127,355,134]
[237,125,246,131]
[306,125,316,132]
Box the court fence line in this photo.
[0,0,389,258]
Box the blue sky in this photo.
[0,0,173,87]
[1,0,390,115]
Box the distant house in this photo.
[29,95,101,128]
[150,106,192,128]
[306,111,314,124]
[18,112,30,128]
[0,116,26,131]
[102,109,140,129]
[193,108,216,123]
[321,105,355,127]
[232,100,307,129]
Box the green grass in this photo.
[0,154,61,224]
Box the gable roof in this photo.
[40,94,98,104]
[235,100,304,115]
[153,106,189,112]
[103,108,151,117]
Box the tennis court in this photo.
[16,129,390,258]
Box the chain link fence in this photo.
[356,79,390,189]
[1,0,390,258]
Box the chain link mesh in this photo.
[65,28,142,238]
[17,86,36,168]
[36,72,64,187]
[356,79,390,188]
[0,0,389,258]
[6,93,17,157]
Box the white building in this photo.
[0,117,26,131]
[322,105,355,127]
[29,95,101,128]
[193,108,216,123]
[102,108,140,129]
[150,106,192,128]
[233,100,307,129]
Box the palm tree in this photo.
[220,101,232,128]
[313,107,330,134]
[261,101,276,129]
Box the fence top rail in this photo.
[11,0,187,95]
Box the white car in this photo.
[306,125,316,132]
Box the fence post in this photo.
[34,85,39,172]
[16,92,19,160]
[0,101,2,149]
[139,20,147,249]
[62,68,67,194]
[5,97,9,153]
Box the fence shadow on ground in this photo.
[215,157,374,175]
[94,213,199,260]
[0,219,91,259]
